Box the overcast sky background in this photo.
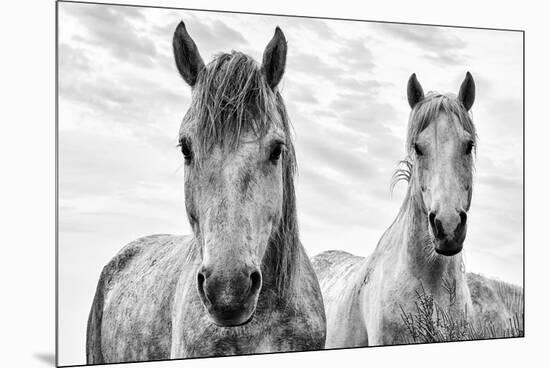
[58,2,523,365]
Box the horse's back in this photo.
[86,234,195,364]
[467,272,523,329]
[312,250,365,288]
[312,250,368,348]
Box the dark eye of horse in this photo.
[414,143,423,156]
[179,139,193,164]
[465,140,474,155]
[269,142,284,163]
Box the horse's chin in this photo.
[205,305,257,327]
[434,241,463,257]
[210,312,254,327]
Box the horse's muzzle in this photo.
[197,265,262,327]
[429,210,467,257]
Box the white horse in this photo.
[86,22,326,364]
[313,73,479,347]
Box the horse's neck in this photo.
[259,228,301,302]
[378,190,466,289]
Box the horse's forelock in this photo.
[406,93,477,152]
[184,52,287,159]
[391,93,477,191]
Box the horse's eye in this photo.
[414,143,424,156]
[180,139,193,164]
[269,142,284,163]
[465,140,475,155]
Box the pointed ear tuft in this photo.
[407,73,425,109]
[458,71,475,111]
[173,21,205,86]
[262,27,287,90]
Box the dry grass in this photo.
[399,279,523,344]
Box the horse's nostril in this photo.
[428,212,436,232]
[459,211,467,226]
[428,212,435,226]
[197,271,206,296]
[434,218,445,239]
[249,270,262,294]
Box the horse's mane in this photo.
[183,51,300,299]
[391,92,477,192]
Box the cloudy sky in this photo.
[58,2,523,365]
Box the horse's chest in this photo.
[184,329,274,356]
[178,314,315,357]
[174,302,322,358]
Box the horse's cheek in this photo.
[256,166,283,220]
[183,175,195,212]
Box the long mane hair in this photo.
[181,51,300,299]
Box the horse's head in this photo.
[173,22,294,326]
[406,72,476,256]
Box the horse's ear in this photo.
[407,73,425,109]
[262,27,287,90]
[173,21,205,87]
[458,71,475,111]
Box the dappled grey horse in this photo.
[314,73,481,347]
[86,22,326,364]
